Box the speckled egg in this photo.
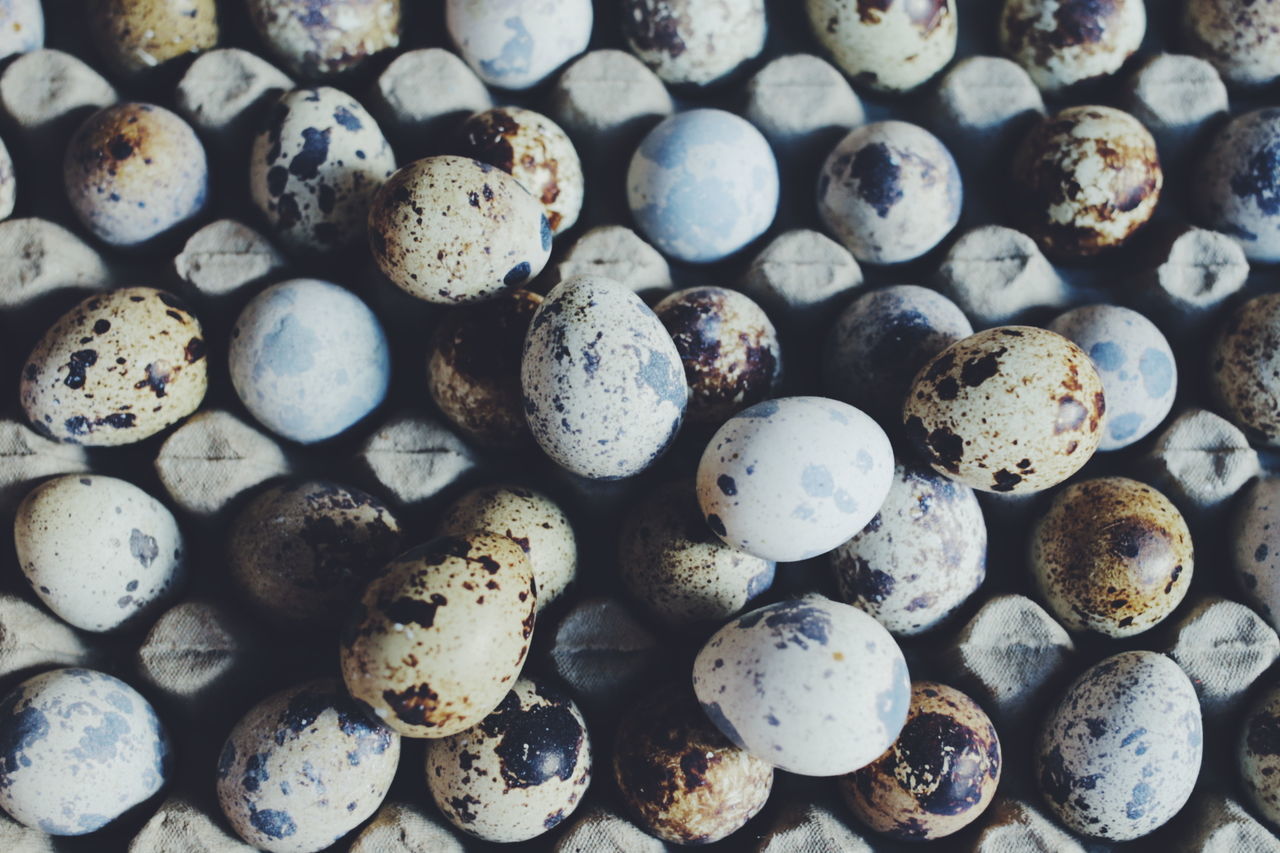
[627,109,779,264]
[692,597,910,776]
[1211,292,1280,446]
[621,0,766,87]
[446,0,592,90]
[822,285,973,425]
[1010,106,1162,260]
[89,0,219,77]
[229,480,403,628]
[619,480,774,626]
[63,103,207,247]
[20,287,208,446]
[428,289,541,448]
[903,326,1106,494]
[1239,683,1280,828]
[613,687,772,844]
[840,681,1000,840]
[457,106,583,235]
[654,287,782,426]
[830,465,985,637]
[999,0,1145,94]
[0,0,42,60]
[1183,0,1280,88]
[426,676,590,841]
[1194,108,1280,263]
[1231,477,1280,631]
[339,534,535,738]
[521,275,687,480]
[1035,650,1201,840]
[247,0,400,79]
[695,396,893,562]
[250,87,395,254]
[817,121,962,266]
[368,155,552,304]
[0,668,171,835]
[229,279,389,445]
[435,483,577,612]
[806,0,956,94]
[216,679,400,852]
[15,474,183,633]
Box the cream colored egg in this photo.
[247,0,400,79]
[1183,0,1280,88]
[807,0,956,94]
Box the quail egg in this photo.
[999,0,1146,94]
[0,0,42,60]
[89,0,218,77]
[806,0,956,94]
[446,0,593,90]
[1231,477,1280,632]
[622,0,767,87]
[1239,683,1280,829]
[246,0,400,79]
[1211,292,1280,446]
[1182,0,1280,88]
[1194,108,1280,263]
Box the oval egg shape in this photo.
[247,0,400,79]
[807,0,957,94]
[445,0,593,90]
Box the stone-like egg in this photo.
[1049,305,1176,451]
[621,0,766,87]
[696,396,893,562]
[63,102,207,247]
[0,668,171,835]
[1231,477,1280,632]
[246,0,400,79]
[229,279,390,445]
[228,480,403,628]
[613,686,772,844]
[1035,650,1201,840]
[830,464,986,637]
[1212,292,1280,446]
[654,286,782,426]
[457,106,583,235]
[435,483,577,612]
[426,676,590,841]
[999,0,1145,94]
[446,0,592,90]
[250,86,395,254]
[0,0,42,60]
[1195,108,1280,263]
[618,480,774,626]
[1182,0,1280,89]
[1010,106,1162,260]
[16,474,183,632]
[840,681,1000,840]
[817,121,962,266]
[368,155,551,304]
[215,678,400,853]
[903,326,1105,494]
[692,596,911,776]
[521,275,687,480]
[627,109,779,264]
[806,0,957,94]
[339,534,535,738]
[89,0,218,77]
[1239,683,1280,829]
[21,287,208,446]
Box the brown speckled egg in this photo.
[1031,476,1192,638]
[1211,292,1280,447]
[89,0,219,77]
[1183,0,1280,89]
[654,287,782,426]
[999,0,1145,94]
[457,106,583,235]
[613,687,773,845]
[339,533,535,738]
[806,0,957,94]
[1239,683,1280,828]
[425,676,591,842]
[427,289,541,448]
[1010,106,1162,260]
[621,0,766,87]
[20,287,208,446]
[903,326,1105,495]
[839,681,1000,840]
[247,0,400,80]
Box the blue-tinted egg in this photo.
[446,0,592,90]
[1196,108,1280,263]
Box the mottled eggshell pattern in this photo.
[840,681,1000,840]
[368,155,552,304]
[1239,683,1280,828]
[1035,650,1201,840]
[613,687,772,844]
[521,275,687,480]
[0,668,170,835]
[0,0,42,60]
[247,0,400,79]
[215,679,400,853]
[446,0,593,90]
[903,326,1105,494]
[339,534,535,739]
[695,396,893,562]
[89,0,219,76]
[692,597,911,776]
[1233,477,1280,631]
[830,465,986,637]
[1182,0,1280,88]
[426,676,590,842]
[627,109,779,264]
[999,0,1146,94]
[63,103,207,247]
[1195,108,1280,263]
[1212,292,1280,446]
[250,87,395,254]
[20,287,208,446]
[16,474,183,633]
[621,0,767,87]
[228,480,403,627]
[817,121,962,266]
[806,0,957,94]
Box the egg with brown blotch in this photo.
[621,0,766,87]
[806,0,957,94]
[1211,292,1280,445]
[1239,683,1280,829]
[247,0,400,80]
[1183,0,1280,88]
[89,0,218,77]
[999,0,1145,94]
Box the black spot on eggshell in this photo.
[1247,710,1280,756]
[850,142,903,218]
[505,262,531,286]
[64,349,98,389]
[381,594,447,628]
[289,128,330,179]
[484,689,583,790]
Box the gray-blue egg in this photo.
[0,0,42,59]
[446,0,593,90]
[1195,107,1280,263]
[229,278,390,444]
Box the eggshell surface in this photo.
[1195,108,1280,263]
[807,0,957,94]
[446,0,592,90]
[90,0,218,76]
[0,0,42,60]
[1182,0,1280,88]
[1211,292,1280,446]
[1230,477,1280,632]
[1240,683,1280,829]
[999,0,1145,93]
[247,0,400,79]
[621,0,767,87]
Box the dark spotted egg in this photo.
[1212,292,1280,446]
[621,0,766,87]
[999,0,1146,94]
[1239,683,1280,829]
[1035,650,1201,840]
[1231,477,1280,632]
[806,0,957,94]
[215,678,400,853]
[426,676,590,842]
[840,681,1000,840]
[1196,109,1280,263]
[0,668,171,835]
[247,0,400,79]
[445,0,593,90]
